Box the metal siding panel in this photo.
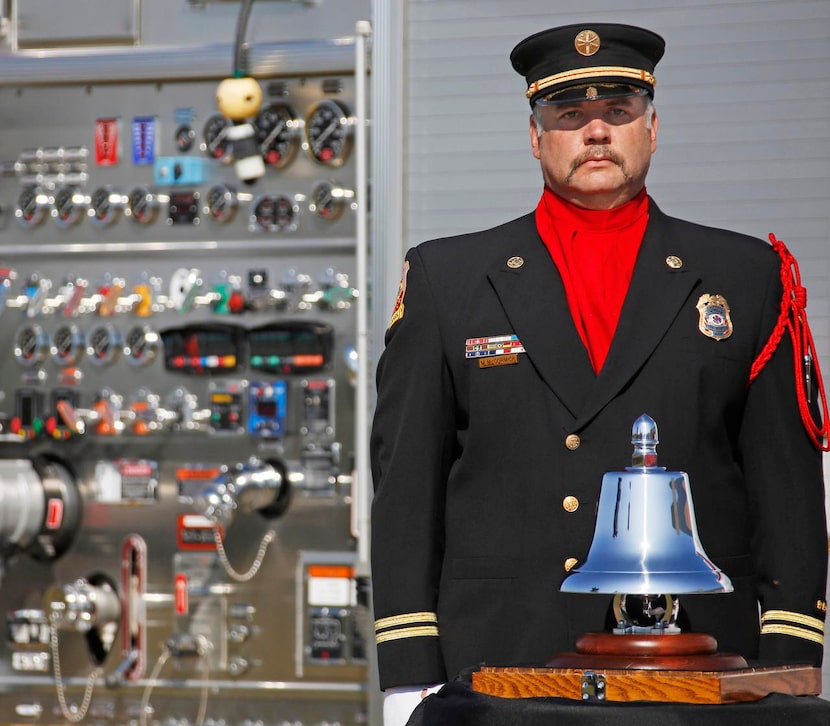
[16,0,137,46]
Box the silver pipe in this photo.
[0,37,356,86]
[353,20,371,572]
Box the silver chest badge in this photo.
[696,293,733,341]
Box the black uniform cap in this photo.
[511,23,666,106]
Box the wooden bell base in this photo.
[545,631,749,670]
[472,631,821,704]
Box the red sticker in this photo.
[45,499,63,529]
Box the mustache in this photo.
[567,146,626,179]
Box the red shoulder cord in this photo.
[747,233,830,451]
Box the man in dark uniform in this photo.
[370,22,828,724]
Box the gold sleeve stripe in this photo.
[526,66,656,99]
[761,610,825,633]
[376,626,440,645]
[760,623,825,646]
[375,612,438,631]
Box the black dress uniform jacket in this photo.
[370,199,827,691]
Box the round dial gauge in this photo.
[89,186,123,227]
[175,124,196,152]
[52,185,86,227]
[304,99,354,167]
[50,323,85,366]
[86,324,123,366]
[310,180,350,221]
[127,186,159,225]
[202,113,233,161]
[205,184,238,224]
[124,324,160,367]
[15,186,49,228]
[14,323,49,367]
[255,102,300,169]
[250,194,300,233]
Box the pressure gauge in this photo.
[88,186,123,227]
[50,323,86,366]
[255,102,301,169]
[52,185,87,227]
[126,185,159,225]
[124,324,160,367]
[86,323,123,367]
[304,99,354,167]
[310,180,352,221]
[175,124,196,152]
[205,184,238,224]
[14,323,49,367]
[250,194,300,233]
[202,113,233,161]
[15,186,49,228]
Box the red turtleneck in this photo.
[535,187,649,373]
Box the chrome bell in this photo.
[560,414,733,595]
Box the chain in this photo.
[140,637,211,726]
[49,615,102,723]
[213,526,276,582]
[139,646,171,726]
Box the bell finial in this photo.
[631,413,659,468]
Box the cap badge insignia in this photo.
[389,260,410,328]
[696,293,733,341]
[507,256,524,269]
[585,86,599,100]
[575,30,601,57]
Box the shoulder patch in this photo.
[389,260,410,328]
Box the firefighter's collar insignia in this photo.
[696,293,733,341]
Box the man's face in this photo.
[530,94,658,210]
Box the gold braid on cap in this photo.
[527,65,656,99]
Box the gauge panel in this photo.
[89,186,123,227]
[52,185,86,227]
[175,124,196,152]
[310,180,352,221]
[255,102,301,169]
[50,323,85,367]
[86,323,123,367]
[124,324,160,367]
[205,184,238,224]
[127,186,159,225]
[202,113,233,161]
[15,186,49,228]
[14,323,49,368]
[304,99,354,167]
[250,194,300,233]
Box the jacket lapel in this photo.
[487,219,596,417]
[574,204,700,428]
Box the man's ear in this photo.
[529,115,542,160]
